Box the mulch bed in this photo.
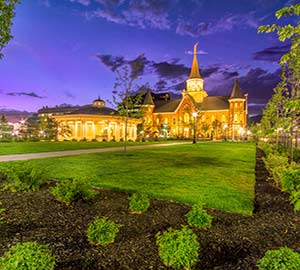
[0,148,300,269]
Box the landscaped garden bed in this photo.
[0,147,299,269]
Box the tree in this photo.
[212,119,222,139]
[200,123,210,138]
[259,3,300,161]
[39,115,59,140]
[0,0,19,59]
[0,114,12,139]
[111,54,145,152]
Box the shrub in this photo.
[186,203,212,228]
[2,162,47,192]
[282,169,300,192]
[282,169,300,211]
[0,242,55,270]
[86,217,122,246]
[129,193,150,214]
[156,226,200,269]
[258,141,277,156]
[0,201,5,224]
[263,153,289,185]
[257,247,300,270]
[51,177,97,205]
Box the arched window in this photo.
[234,113,238,122]
[184,112,190,124]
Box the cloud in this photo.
[97,53,149,78]
[253,44,290,63]
[69,0,91,6]
[239,68,281,102]
[185,49,208,55]
[88,0,171,30]
[6,92,45,99]
[39,0,50,7]
[63,91,75,99]
[152,61,190,79]
[97,54,126,71]
[176,13,259,37]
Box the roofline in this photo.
[153,112,176,115]
[52,114,141,123]
[201,109,229,112]
[228,98,245,101]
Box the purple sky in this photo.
[0,0,297,115]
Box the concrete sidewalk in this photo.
[0,142,190,162]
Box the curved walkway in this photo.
[0,142,190,162]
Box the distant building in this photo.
[39,44,247,141]
[39,99,140,141]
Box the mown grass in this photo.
[0,140,171,155]
[0,142,256,215]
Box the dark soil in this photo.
[1,148,300,270]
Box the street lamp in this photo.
[192,112,198,144]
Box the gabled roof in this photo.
[70,105,118,116]
[230,78,244,99]
[153,99,182,113]
[201,96,230,111]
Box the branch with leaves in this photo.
[0,0,20,59]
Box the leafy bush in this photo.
[51,177,97,205]
[86,217,122,246]
[156,226,200,269]
[186,203,212,228]
[2,162,47,192]
[263,153,289,185]
[258,141,277,156]
[129,193,150,213]
[282,169,300,211]
[282,169,300,192]
[257,247,300,270]
[0,242,55,270]
[0,201,5,224]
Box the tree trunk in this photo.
[124,116,128,154]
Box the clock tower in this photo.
[185,43,207,103]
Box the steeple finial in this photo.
[194,42,198,55]
[189,43,201,79]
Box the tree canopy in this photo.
[0,0,19,59]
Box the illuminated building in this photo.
[38,44,247,141]
[141,43,247,140]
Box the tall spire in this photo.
[189,43,201,79]
[230,77,244,99]
[143,89,154,105]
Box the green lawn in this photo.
[0,140,168,155]
[0,142,256,215]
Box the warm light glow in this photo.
[192,112,198,118]
[239,127,244,135]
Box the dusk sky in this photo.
[0,0,297,115]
